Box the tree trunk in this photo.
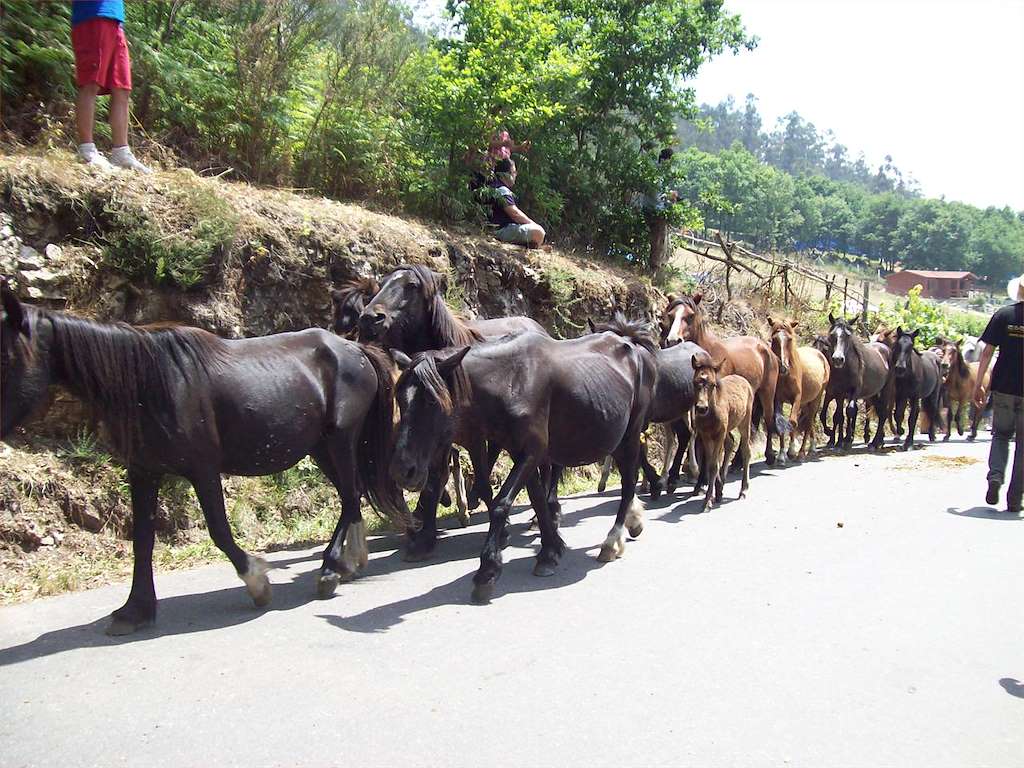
[649,218,669,273]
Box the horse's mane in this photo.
[333,275,380,306]
[30,307,228,455]
[592,312,659,356]
[402,264,483,348]
[398,347,471,414]
[666,294,709,342]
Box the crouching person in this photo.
[487,159,545,248]
[691,352,754,512]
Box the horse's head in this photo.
[331,277,379,339]
[768,317,797,376]
[827,313,853,370]
[358,266,441,349]
[935,338,962,379]
[691,350,723,417]
[390,346,470,491]
[893,326,919,377]
[661,293,702,347]
[812,333,832,358]
[1,280,50,440]
[869,324,895,347]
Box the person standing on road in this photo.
[70,0,152,173]
[974,272,1024,513]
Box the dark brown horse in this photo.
[389,314,658,602]
[661,294,788,464]
[0,280,406,634]
[331,276,380,339]
[357,264,549,558]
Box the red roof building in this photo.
[885,270,977,299]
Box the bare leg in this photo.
[109,87,130,148]
[75,84,100,145]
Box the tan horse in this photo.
[690,353,754,512]
[662,294,787,465]
[937,339,990,441]
[769,318,830,462]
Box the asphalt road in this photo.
[1,435,1021,767]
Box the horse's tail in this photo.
[357,344,412,530]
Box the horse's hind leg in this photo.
[450,449,470,527]
[600,441,644,562]
[190,470,271,608]
[639,439,663,499]
[313,437,371,597]
[530,465,566,577]
[903,399,920,451]
[108,469,162,636]
[969,403,980,441]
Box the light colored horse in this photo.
[769,318,830,462]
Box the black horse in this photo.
[822,314,889,450]
[891,327,944,450]
[0,280,406,634]
[357,264,549,558]
[389,314,659,602]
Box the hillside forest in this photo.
[2,0,1022,282]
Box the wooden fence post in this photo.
[861,280,870,330]
[843,277,849,315]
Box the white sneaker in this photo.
[77,143,115,170]
[110,146,153,174]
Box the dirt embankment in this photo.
[0,151,662,602]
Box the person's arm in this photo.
[973,343,995,407]
[502,203,534,226]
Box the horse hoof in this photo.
[765,453,777,467]
[399,548,432,565]
[439,489,452,507]
[943,435,950,442]
[106,613,153,637]
[967,435,976,443]
[251,581,273,608]
[533,561,556,577]
[456,511,471,528]
[317,573,340,599]
[471,582,495,604]
[597,545,620,562]
[627,521,644,538]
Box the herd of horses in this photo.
[0,268,989,634]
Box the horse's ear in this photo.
[690,353,700,369]
[767,316,775,328]
[790,320,799,329]
[828,312,836,325]
[692,293,703,305]
[434,270,450,294]
[1,278,29,338]
[895,326,903,337]
[955,338,963,348]
[910,329,919,340]
[713,358,724,373]
[391,350,412,370]
[587,318,597,334]
[436,346,470,374]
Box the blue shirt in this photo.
[71,1,125,26]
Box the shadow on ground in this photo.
[946,506,1021,521]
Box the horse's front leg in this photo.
[830,396,845,449]
[403,461,447,562]
[968,402,980,441]
[639,439,663,499]
[599,439,645,562]
[472,453,536,603]
[108,468,162,636]
[903,398,920,451]
[546,464,563,527]
[843,397,857,449]
[700,437,722,513]
[467,441,501,510]
[597,456,614,493]
[190,470,271,608]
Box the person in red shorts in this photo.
[70,0,150,173]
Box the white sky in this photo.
[412,0,1024,211]
[690,0,1024,211]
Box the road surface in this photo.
[1,436,1021,767]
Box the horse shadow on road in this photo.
[0,561,332,669]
